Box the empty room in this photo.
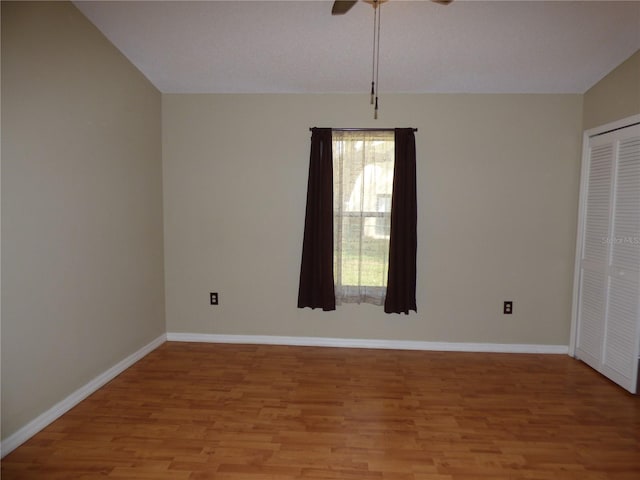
[2,0,640,478]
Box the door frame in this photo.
[569,113,640,357]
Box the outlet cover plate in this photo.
[503,301,513,314]
[210,292,219,305]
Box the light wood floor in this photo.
[2,342,639,479]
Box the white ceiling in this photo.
[74,0,640,94]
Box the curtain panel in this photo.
[297,128,336,311]
[384,128,418,314]
[333,130,394,306]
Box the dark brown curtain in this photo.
[298,128,336,311]
[384,128,417,314]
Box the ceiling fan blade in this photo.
[332,1,358,15]
[431,0,453,4]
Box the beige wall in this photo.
[583,49,640,130]
[163,93,583,346]
[1,2,165,440]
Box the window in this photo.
[298,127,417,314]
[333,131,394,305]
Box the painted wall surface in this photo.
[1,2,165,439]
[583,49,640,130]
[163,93,583,346]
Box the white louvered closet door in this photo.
[576,123,640,393]
[576,135,613,371]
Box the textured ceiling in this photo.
[74,0,640,94]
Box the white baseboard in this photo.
[0,333,167,458]
[166,332,569,355]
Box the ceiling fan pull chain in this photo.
[370,2,377,105]
[374,0,382,119]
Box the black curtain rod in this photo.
[310,127,418,132]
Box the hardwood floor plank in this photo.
[2,342,639,479]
